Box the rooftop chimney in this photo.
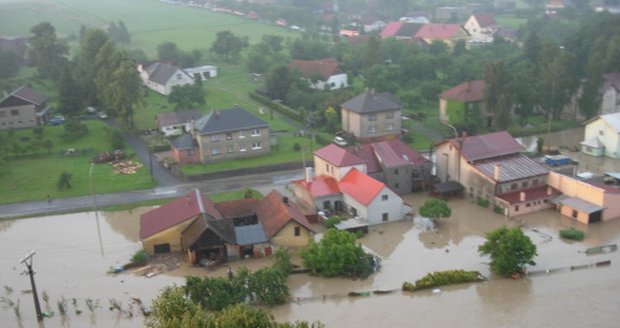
[494,164,501,181]
[519,191,526,202]
[282,197,289,206]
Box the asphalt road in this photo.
[0,169,303,219]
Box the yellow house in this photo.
[256,190,315,248]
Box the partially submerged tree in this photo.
[418,198,452,221]
[478,226,537,277]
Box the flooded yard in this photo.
[1,195,620,327]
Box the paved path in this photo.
[0,169,303,219]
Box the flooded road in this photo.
[1,195,620,327]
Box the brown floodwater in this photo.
[1,194,620,327]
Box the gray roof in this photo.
[341,90,402,114]
[145,61,191,85]
[194,107,268,135]
[156,109,202,128]
[474,153,549,182]
[0,86,48,108]
[171,133,196,150]
[234,224,268,245]
[560,197,605,214]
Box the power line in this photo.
[19,250,43,322]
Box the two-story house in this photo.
[341,89,402,142]
[435,131,554,217]
[581,112,620,159]
[463,14,498,43]
[191,107,271,163]
[413,23,470,47]
[0,86,49,130]
[138,61,195,95]
[289,58,348,90]
[439,80,490,127]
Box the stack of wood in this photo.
[111,160,143,174]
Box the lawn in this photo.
[496,17,528,29]
[0,121,156,204]
[0,0,297,56]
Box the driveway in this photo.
[105,120,181,187]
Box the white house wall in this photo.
[584,117,620,159]
[343,187,404,225]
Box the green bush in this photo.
[402,270,485,292]
[249,92,303,122]
[131,249,148,264]
[323,215,342,229]
[493,205,504,214]
[293,142,301,151]
[61,120,89,141]
[314,133,331,146]
[477,197,490,208]
[559,228,585,241]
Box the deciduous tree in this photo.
[29,22,69,80]
[418,198,451,221]
[210,30,248,63]
[478,226,537,277]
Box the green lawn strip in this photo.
[180,135,313,175]
[496,17,528,29]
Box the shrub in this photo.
[293,142,301,151]
[110,129,125,150]
[476,197,490,208]
[323,215,342,229]
[249,92,303,122]
[402,270,485,292]
[493,205,504,214]
[61,120,89,141]
[559,228,585,241]
[131,249,148,264]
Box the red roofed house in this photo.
[140,189,314,262]
[380,21,403,38]
[289,58,348,90]
[435,131,555,217]
[414,23,470,47]
[439,80,493,127]
[294,144,406,225]
[463,14,498,43]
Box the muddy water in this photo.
[1,196,620,327]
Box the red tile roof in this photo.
[347,144,381,173]
[473,14,497,28]
[439,80,486,103]
[214,198,260,219]
[496,186,555,205]
[473,154,549,182]
[373,139,430,168]
[256,190,314,238]
[339,168,385,206]
[140,189,205,239]
[381,21,403,37]
[441,131,524,162]
[295,176,341,197]
[314,144,366,167]
[414,23,465,40]
[289,58,342,80]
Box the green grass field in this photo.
[0,121,156,204]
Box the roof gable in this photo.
[440,80,486,103]
[0,86,48,108]
[339,168,385,206]
[256,190,314,238]
[289,58,342,80]
[145,61,191,85]
[194,107,268,135]
[314,144,366,167]
[341,90,402,114]
[473,14,497,28]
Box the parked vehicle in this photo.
[48,115,66,126]
[334,136,348,147]
[98,111,108,119]
[85,106,96,114]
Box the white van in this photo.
[333,136,347,147]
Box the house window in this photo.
[382,195,388,201]
[330,82,335,88]
[239,130,245,138]
[325,163,329,172]
[294,226,301,236]
[252,142,262,149]
[532,179,539,186]
[10,110,18,116]
[526,203,531,207]
[368,125,376,135]
[572,210,578,218]
[369,114,377,121]
[210,135,219,142]
[599,130,604,136]
[386,112,394,119]
[382,213,389,221]
[515,205,519,212]
[227,145,233,153]
[251,128,260,136]
[226,133,232,140]
[176,73,182,79]
[395,182,400,189]
[239,144,246,152]
[521,181,529,188]
[394,169,399,175]
[211,147,221,155]
[187,149,195,156]
[511,183,517,190]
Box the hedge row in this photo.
[249,92,304,122]
[402,270,485,291]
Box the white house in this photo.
[581,112,620,159]
[463,13,498,43]
[289,58,348,90]
[156,109,202,137]
[183,65,218,81]
[601,73,620,115]
[138,61,195,95]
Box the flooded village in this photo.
[2,129,620,328]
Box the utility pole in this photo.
[19,250,43,322]
[89,163,104,256]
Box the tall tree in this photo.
[29,22,69,80]
[478,226,537,277]
[77,28,111,107]
[210,30,248,63]
[168,83,206,111]
[363,34,380,69]
[523,30,542,67]
[538,48,578,118]
[57,66,82,117]
[484,60,512,122]
[265,65,296,100]
[0,50,19,78]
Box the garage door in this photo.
[153,243,171,254]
